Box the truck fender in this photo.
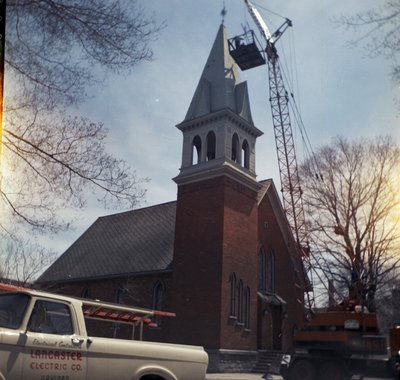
[135,365,178,380]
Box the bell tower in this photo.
[175,24,262,187]
[170,24,263,358]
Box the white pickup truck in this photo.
[0,284,208,380]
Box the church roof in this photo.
[183,24,254,124]
[37,180,307,287]
[37,201,176,284]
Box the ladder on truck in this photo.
[0,282,176,341]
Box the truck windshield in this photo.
[0,293,30,329]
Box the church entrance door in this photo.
[257,303,282,350]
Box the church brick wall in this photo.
[171,175,258,350]
[257,193,304,350]
[171,177,225,348]
[220,177,258,350]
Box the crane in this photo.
[228,0,313,308]
[246,0,308,256]
[228,5,400,380]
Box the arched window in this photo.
[229,273,237,318]
[245,287,251,329]
[152,281,165,327]
[267,249,275,293]
[115,287,125,304]
[152,281,165,311]
[81,288,91,299]
[231,133,240,163]
[192,135,202,165]
[206,131,216,161]
[242,140,250,169]
[259,246,266,291]
[237,280,244,324]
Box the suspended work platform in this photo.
[228,30,266,71]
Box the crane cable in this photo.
[250,2,344,306]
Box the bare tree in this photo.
[0,235,57,286]
[6,0,162,110]
[300,136,400,311]
[2,111,147,233]
[1,1,164,235]
[336,1,400,105]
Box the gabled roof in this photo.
[37,202,176,284]
[183,24,253,124]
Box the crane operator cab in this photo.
[228,29,266,71]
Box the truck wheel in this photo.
[288,359,317,380]
[318,360,348,380]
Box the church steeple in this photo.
[171,24,261,352]
[184,24,253,123]
[174,24,263,190]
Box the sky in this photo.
[43,0,399,255]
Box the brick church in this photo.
[37,24,306,371]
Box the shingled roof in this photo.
[37,201,176,284]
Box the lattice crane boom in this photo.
[227,0,314,310]
[244,0,308,254]
[244,0,273,42]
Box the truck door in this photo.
[0,293,31,379]
[22,299,87,380]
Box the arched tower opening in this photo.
[231,133,240,163]
[192,135,202,165]
[242,139,250,169]
[206,131,216,161]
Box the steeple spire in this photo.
[183,24,253,124]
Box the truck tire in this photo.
[318,360,348,380]
[287,359,317,380]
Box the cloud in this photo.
[33,0,400,256]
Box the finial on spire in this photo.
[220,1,227,24]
